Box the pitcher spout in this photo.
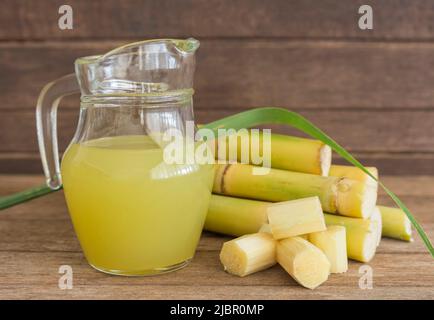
[74,38,200,97]
[171,38,200,55]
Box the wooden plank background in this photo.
[1,1,434,175]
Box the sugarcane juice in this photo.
[61,135,215,275]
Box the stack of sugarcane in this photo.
[204,132,412,289]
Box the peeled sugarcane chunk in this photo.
[370,207,383,246]
[378,206,412,241]
[277,237,330,289]
[308,226,348,273]
[219,233,276,277]
[267,197,326,240]
[324,213,378,262]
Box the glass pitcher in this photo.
[36,39,215,276]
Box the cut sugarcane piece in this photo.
[370,207,383,246]
[329,165,378,190]
[258,223,272,234]
[213,163,377,218]
[215,131,331,176]
[324,213,378,262]
[267,197,326,239]
[378,206,412,241]
[277,237,330,289]
[308,226,348,273]
[258,223,308,239]
[219,233,276,277]
[205,194,269,236]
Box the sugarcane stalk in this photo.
[213,163,377,218]
[328,165,382,246]
[329,165,378,190]
[215,131,331,176]
[205,195,269,236]
[378,206,412,241]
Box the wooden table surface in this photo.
[0,174,433,300]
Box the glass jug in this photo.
[36,39,215,275]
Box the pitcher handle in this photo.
[36,73,80,190]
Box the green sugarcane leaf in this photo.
[0,183,57,210]
[1,107,432,258]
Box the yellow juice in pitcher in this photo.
[61,135,215,275]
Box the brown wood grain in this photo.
[0,174,433,299]
[2,40,434,111]
[1,3,434,175]
[1,0,434,40]
[0,251,432,300]
[0,153,43,174]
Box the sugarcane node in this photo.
[337,178,351,193]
